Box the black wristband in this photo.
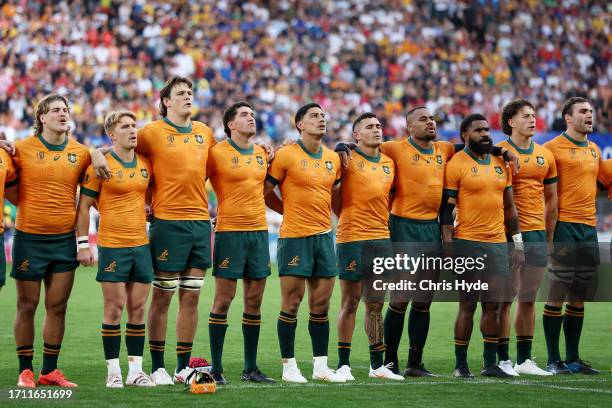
[503,150,511,162]
[334,142,350,154]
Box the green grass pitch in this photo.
[1,266,610,407]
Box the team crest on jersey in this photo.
[104,261,117,273]
[140,169,149,179]
[536,156,545,166]
[494,166,503,175]
[590,148,597,158]
[17,260,30,272]
[325,160,334,171]
[195,135,204,144]
[37,151,45,161]
[68,153,77,163]
[382,165,391,174]
[436,155,443,165]
[256,156,264,166]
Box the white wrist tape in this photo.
[77,236,89,250]
[512,233,524,251]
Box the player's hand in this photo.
[92,149,112,180]
[502,149,521,176]
[211,217,217,229]
[510,248,525,270]
[145,204,153,222]
[334,142,356,169]
[77,248,95,266]
[276,139,296,151]
[256,143,274,163]
[0,140,15,155]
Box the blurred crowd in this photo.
[0,0,609,148]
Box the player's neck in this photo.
[231,132,253,150]
[165,111,191,128]
[564,128,587,142]
[509,133,532,149]
[112,146,135,164]
[357,143,378,158]
[40,129,66,146]
[300,134,323,154]
[409,136,433,150]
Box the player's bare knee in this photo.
[45,300,68,318]
[104,306,123,324]
[459,302,477,316]
[16,297,39,317]
[211,298,232,315]
[127,307,145,324]
[365,302,383,314]
[341,296,360,315]
[309,299,330,315]
[179,290,200,311]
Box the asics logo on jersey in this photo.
[17,260,30,272]
[104,261,117,273]
[157,249,169,261]
[288,256,300,266]
[218,258,230,269]
[345,260,357,271]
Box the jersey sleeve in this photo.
[267,148,289,185]
[80,164,102,198]
[379,142,394,161]
[443,158,461,198]
[543,148,558,184]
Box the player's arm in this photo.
[503,187,525,267]
[544,182,558,242]
[91,146,113,180]
[440,193,455,243]
[4,183,18,206]
[264,179,283,215]
[75,194,96,266]
[331,181,342,217]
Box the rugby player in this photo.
[542,97,601,375]
[496,99,557,376]
[265,103,344,383]
[76,111,155,388]
[206,102,274,384]
[442,113,524,378]
[12,94,90,387]
[92,77,216,385]
[333,113,403,381]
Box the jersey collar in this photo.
[111,150,137,168]
[163,117,192,134]
[407,137,434,155]
[297,139,322,159]
[561,132,588,147]
[355,147,381,163]
[464,146,490,165]
[506,137,534,154]
[37,134,68,151]
[227,138,254,155]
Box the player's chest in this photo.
[462,164,507,193]
[104,166,150,194]
[288,157,336,185]
[22,150,83,182]
[515,153,549,182]
[557,147,599,174]
[218,153,267,182]
[154,133,209,163]
[396,150,445,180]
[349,159,393,190]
